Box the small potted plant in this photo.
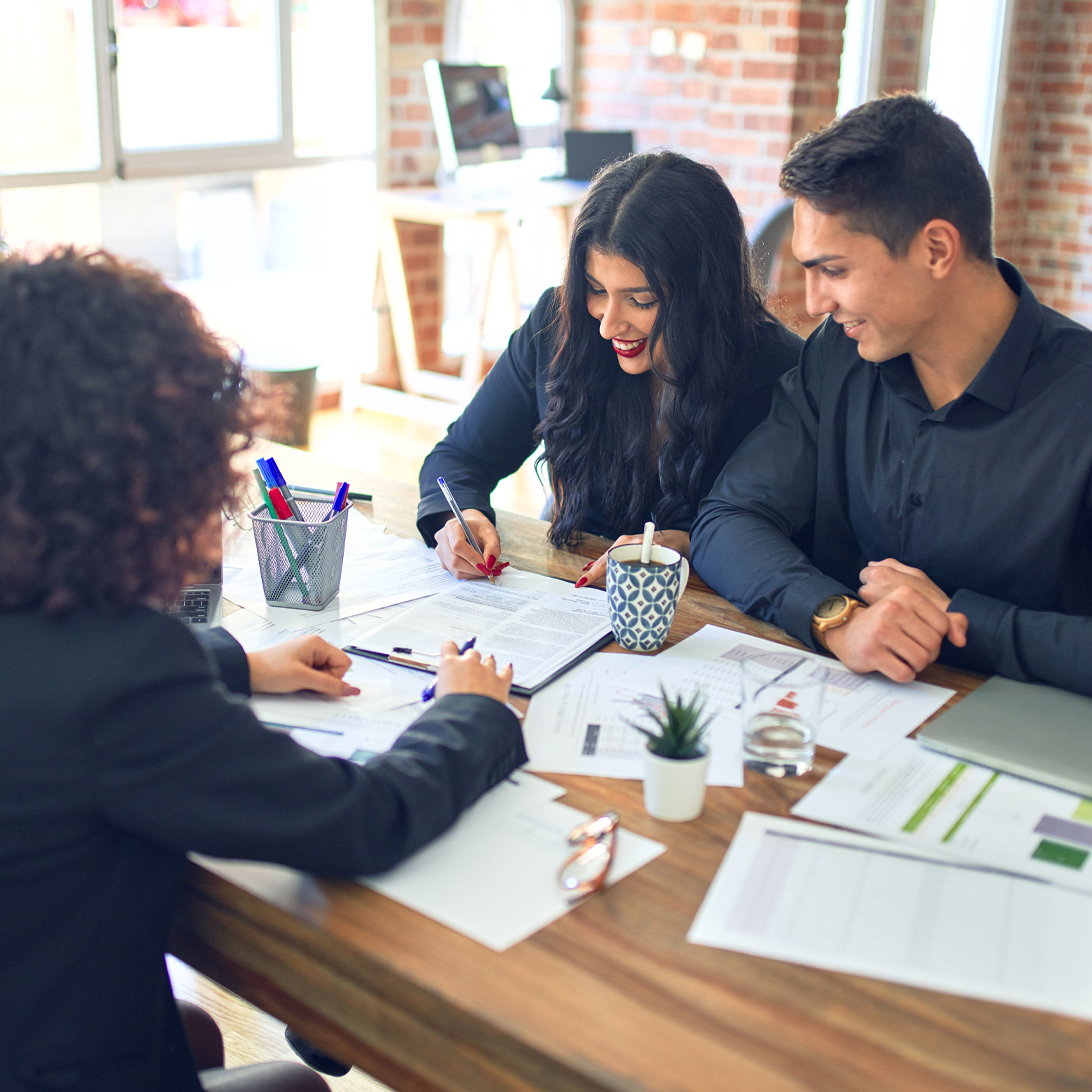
[632,685,713,822]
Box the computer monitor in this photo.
[424,60,522,177]
[563,130,634,181]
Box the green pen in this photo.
[252,469,311,603]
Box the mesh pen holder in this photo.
[251,498,349,611]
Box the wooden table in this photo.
[172,446,1092,1092]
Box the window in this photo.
[837,0,886,117]
[923,0,1013,176]
[0,0,376,187]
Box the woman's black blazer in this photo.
[0,608,525,1091]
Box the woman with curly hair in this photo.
[0,249,524,1092]
[418,150,802,585]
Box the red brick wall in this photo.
[877,0,927,94]
[574,1,846,331]
[576,1,846,217]
[993,0,1092,328]
[385,1,446,375]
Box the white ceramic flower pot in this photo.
[643,746,709,822]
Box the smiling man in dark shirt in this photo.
[691,94,1092,696]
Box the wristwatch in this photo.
[811,594,865,645]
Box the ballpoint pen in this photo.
[420,637,477,702]
[288,484,373,503]
[436,476,495,584]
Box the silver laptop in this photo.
[918,675,1092,796]
[164,564,223,630]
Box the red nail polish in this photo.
[476,564,487,573]
[575,576,587,588]
[497,561,509,570]
[582,562,591,571]
[486,555,496,568]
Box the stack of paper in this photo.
[659,625,955,759]
[522,624,956,789]
[361,770,666,951]
[689,812,1092,1020]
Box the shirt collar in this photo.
[876,258,1043,415]
[960,259,1043,412]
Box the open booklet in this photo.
[349,568,612,696]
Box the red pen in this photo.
[268,486,294,520]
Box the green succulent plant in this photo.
[630,684,713,760]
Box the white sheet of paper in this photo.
[224,509,458,630]
[222,602,407,652]
[689,812,1092,1021]
[250,654,431,759]
[658,625,954,759]
[792,739,1092,893]
[362,774,666,951]
[358,577,611,692]
[522,652,743,786]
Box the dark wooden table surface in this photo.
[169,443,1092,1092]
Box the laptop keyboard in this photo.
[166,589,210,624]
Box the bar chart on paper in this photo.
[689,814,1092,1021]
[793,739,1092,893]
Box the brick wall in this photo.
[993,0,1092,328]
[877,0,927,94]
[577,1,846,217]
[386,1,446,375]
[575,1,846,332]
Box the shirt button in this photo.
[909,493,923,507]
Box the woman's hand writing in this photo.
[434,509,507,580]
[247,635,361,697]
[575,529,690,588]
[434,639,513,703]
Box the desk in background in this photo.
[366,182,586,403]
[172,443,1092,1092]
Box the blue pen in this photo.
[264,457,305,521]
[323,481,350,521]
[421,637,477,702]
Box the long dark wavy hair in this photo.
[0,248,251,615]
[538,150,776,547]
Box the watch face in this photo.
[814,595,849,620]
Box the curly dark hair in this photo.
[538,150,777,547]
[0,248,251,614]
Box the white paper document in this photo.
[250,654,430,760]
[222,602,406,652]
[362,772,666,951]
[357,574,611,692]
[658,625,954,759]
[792,739,1092,894]
[224,509,458,630]
[689,812,1092,1021]
[522,652,743,786]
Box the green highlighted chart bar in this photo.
[903,764,967,833]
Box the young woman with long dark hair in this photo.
[417,151,802,584]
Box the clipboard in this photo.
[345,630,614,697]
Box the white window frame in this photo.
[1,0,378,189]
[837,0,888,117]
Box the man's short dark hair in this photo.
[780,94,994,262]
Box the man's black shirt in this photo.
[690,260,1092,696]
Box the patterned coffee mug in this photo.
[605,543,690,652]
